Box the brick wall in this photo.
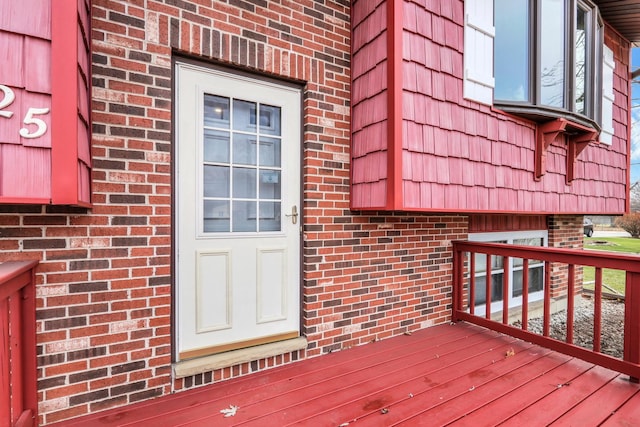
[0,1,587,425]
[547,215,585,297]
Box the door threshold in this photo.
[173,336,308,378]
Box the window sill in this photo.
[495,103,601,134]
[173,336,308,378]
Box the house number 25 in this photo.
[0,84,50,139]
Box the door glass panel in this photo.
[204,129,230,163]
[204,95,230,128]
[233,134,257,165]
[204,165,229,198]
[203,200,230,232]
[259,105,282,136]
[259,202,281,231]
[232,167,256,199]
[202,93,283,233]
[233,100,257,132]
[259,170,281,199]
[259,137,281,167]
[540,0,566,108]
[232,201,256,232]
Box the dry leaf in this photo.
[505,348,515,357]
[220,405,239,417]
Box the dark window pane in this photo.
[204,95,230,128]
[203,200,230,232]
[203,165,229,198]
[540,0,566,107]
[259,202,281,232]
[232,201,256,232]
[494,0,530,101]
[204,129,230,163]
[575,6,588,114]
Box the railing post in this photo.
[624,272,640,383]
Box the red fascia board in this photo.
[51,0,79,205]
[349,206,625,216]
[386,0,403,210]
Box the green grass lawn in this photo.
[582,236,640,295]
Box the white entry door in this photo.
[175,62,301,361]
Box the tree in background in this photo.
[615,213,640,237]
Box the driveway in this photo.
[592,230,631,238]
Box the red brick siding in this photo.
[547,215,585,298]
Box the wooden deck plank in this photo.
[348,341,548,426]
[160,328,508,426]
[449,357,595,426]
[552,375,640,426]
[394,351,571,426]
[55,324,471,427]
[47,322,640,427]
[499,365,620,425]
[600,386,640,426]
[243,334,522,426]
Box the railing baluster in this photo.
[522,259,529,331]
[1,298,10,427]
[543,261,551,337]
[566,264,575,345]
[594,267,603,353]
[485,253,491,320]
[624,272,640,383]
[9,292,24,424]
[469,253,475,315]
[503,256,510,324]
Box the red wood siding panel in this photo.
[0,0,91,206]
[352,0,629,214]
[351,0,390,209]
[468,215,547,233]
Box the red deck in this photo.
[52,322,640,426]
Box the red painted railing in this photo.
[452,241,640,381]
[0,261,38,427]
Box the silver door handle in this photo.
[285,205,298,224]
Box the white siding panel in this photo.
[463,0,495,105]
[600,45,615,145]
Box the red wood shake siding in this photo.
[350,0,630,214]
[0,0,91,206]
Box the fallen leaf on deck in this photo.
[220,405,239,417]
[505,348,515,357]
[381,408,389,414]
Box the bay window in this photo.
[464,0,614,141]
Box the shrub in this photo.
[615,213,640,237]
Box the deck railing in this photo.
[452,241,640,381]
[1,261,38,427]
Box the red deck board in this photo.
[350,342,543,426]
[502,364,620,425]
[49,323,640,427]
[133,327,498,426]
[277,337,526,427]
[397,351,572,426]
[553,375,640,426]
[217,333,516,426]
[601,387,640,425]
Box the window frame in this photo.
[493,0,603,131]
[468,230,548,314]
